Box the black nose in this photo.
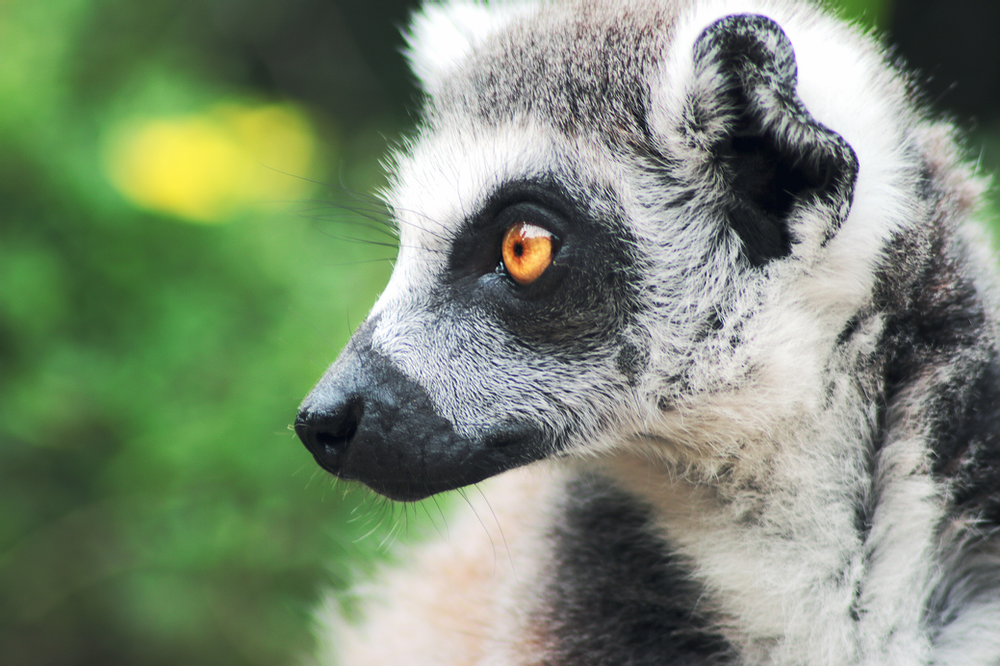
[294,343,549,501]
[294,399,362,477]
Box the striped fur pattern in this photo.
[295,0,1000,663]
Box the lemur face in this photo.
[296,145,645,501]
[295,8,859,501]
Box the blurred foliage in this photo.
[835,0,893,27]
[0,1,996,665]
[0,1,415,664]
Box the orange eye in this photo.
[502,222,556,285]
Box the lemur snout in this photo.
[296,344,548,502]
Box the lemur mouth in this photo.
[296,411,545,502]
[295,345,550,502]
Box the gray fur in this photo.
[296,0,1000,663]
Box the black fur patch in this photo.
[616,338,648,385]
[873,224,1000,525]
[537,474,735,665]
[837,315,862,346]
[930,354,1000,525]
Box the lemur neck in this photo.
[593,384,935,661]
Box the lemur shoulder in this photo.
[295,0,1000,663]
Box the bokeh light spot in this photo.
[104,102,320,224]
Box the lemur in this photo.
[294,0,1000,663]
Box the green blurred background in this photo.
[1,0,998,664]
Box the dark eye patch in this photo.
[440,178,641,343]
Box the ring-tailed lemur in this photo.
[294,0,1000,663]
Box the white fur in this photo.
[405,0,536,93]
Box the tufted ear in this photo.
[687,14,859,266]
[405,0,533,93]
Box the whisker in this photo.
[299,212,399,241]
[457,487,498,576]
[474,483,516,580]
[426,494,451,543]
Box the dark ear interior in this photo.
[692,14,859,266]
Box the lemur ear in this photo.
[405,0,531,93]
[688,14,859,266]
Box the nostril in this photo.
[295,399,364,475]
[314,417,358,456]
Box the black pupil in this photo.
[514,241,524,257]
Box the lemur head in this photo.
[296,0,910,502]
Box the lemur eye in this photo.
[501,222,557,285]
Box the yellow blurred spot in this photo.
[105,102,320,224]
